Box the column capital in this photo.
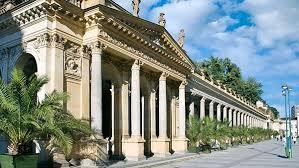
[159,72,169,81]
[217,103,221,107]
[132,59,143,70]
[179,80,187,89]
[90,41,107,54]
[200,97,206,102]
[209,100,214,105]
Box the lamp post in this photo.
[282,84,293,158]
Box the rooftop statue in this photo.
[178,29,185,48]
[132,0,140,17]
[158,13,166,27]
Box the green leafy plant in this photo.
[0,69,93,156]
[199,117,216,146]
[216,120,230,149]
[186,115,201,152]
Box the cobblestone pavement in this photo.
[158,140,299,168]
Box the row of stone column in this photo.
[189,96,264,128]
[89,42,187,160]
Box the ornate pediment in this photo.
[90,4,195,74]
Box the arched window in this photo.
[15,53,37,78]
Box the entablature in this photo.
[188,73,267,120]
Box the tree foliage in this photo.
[269,106,279,119]
[0,69,93,155]
[195,56,263,104]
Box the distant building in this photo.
[291,105,299,118]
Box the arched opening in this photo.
[15,53,37,78]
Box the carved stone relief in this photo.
[64,41,82,80]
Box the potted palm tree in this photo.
[231,127,240,147]
[186,115,201,153]
[0,69,93,168]
[216,120,230,150]
[198,117,216,153]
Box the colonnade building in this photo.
[0,0,273,161]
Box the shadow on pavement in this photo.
[247,146,288,159]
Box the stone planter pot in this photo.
[0,154,38,168]
[188,146,200,153]
[220,143,228,150]
[200,145,211,153]
[231,141,239,147]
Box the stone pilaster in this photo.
[172,81,188,154]
[90,41,105,137]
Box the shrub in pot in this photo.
[0,69,93,168]
[216,120,230,150]
[186,115,201,153]
[198,117,216,153]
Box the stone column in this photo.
[200,97,206,120]
[178,82,186,139]
[159,72,168,138]
[246,114,250,128]
[216,104,221,121]
[228,108,233,127]
[90,42,104,137]
[141,96,145,139]
[172,81,188,153]
[150,83,157,139]
[131,60,142,138]
[152,72,170,156]
[189,97,195,117]
[223,106,227,121]
[209,101,214,120]
[237,111,241,126]
[121,71,130,140]
[233,110,237,127]
[240,112,244,126]
[110,83,115,154]
[122,60,145,161]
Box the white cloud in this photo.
[113,0,299,109]
[242,0,299,47]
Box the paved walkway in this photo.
[159,140,299,168]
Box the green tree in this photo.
[242,77,263,103]
[0,69,93,155]
[269,106,279,119]
[195,56,263,104]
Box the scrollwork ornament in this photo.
[90,41,107,54]
[159,72,169,81]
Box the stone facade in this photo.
[0,0,271,164]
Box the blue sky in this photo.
[114,0,299,117]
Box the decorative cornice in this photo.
[94,27,186,80]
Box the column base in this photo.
[172,137,188,153]
[122,136,145,161]
[151,137,170,157]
